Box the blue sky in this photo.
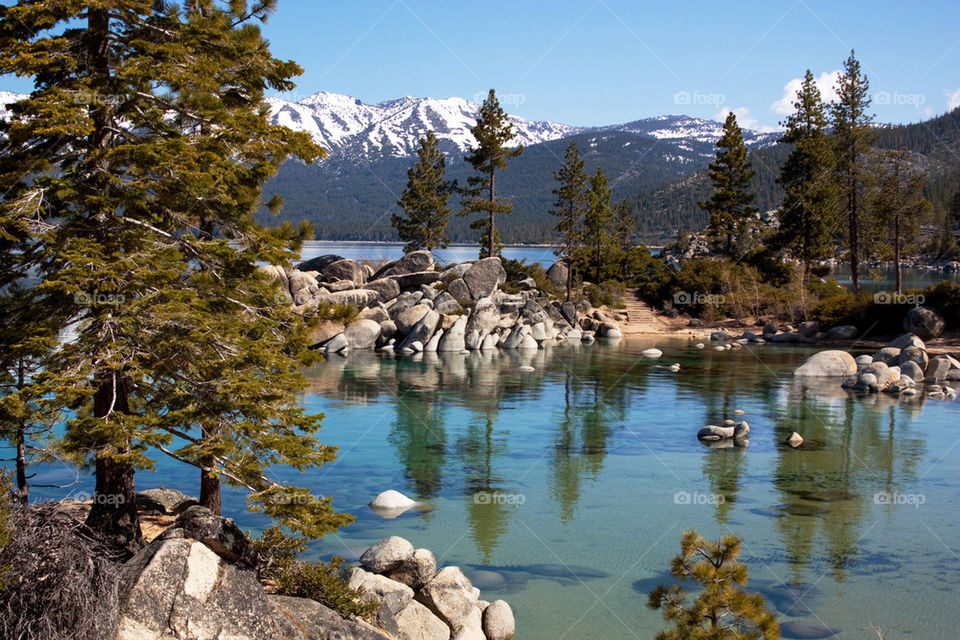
[256,0,960,129]
[3,1,958,130]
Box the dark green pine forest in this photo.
[261,107,960,245]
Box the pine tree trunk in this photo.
[894,154,902,296]
[848,179,861,300]
[82,9,142,550]
[200,467,222,515]
[488,169,496,258]
[566,256,573,302]
[85,373,141,551]
[895,215,902,296]
[14,359,27,503]
[199,425,222,515]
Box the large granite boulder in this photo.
[395,599,451,640]
[398,310,440,351]
[396,304,433,335]
[136,488,197,515]
[358,305,391,324]
[308,320,346,347]
[482,600,515,640]
[433,291,463,315]
[393,271,442,290]
[822,325,858,340]
[270,595,394,640]
[388,292,425,320]
[794,350,857,377]
[445,278,471,303]
[324,289,380,309]
[346,567,414,623]
[360,536,415,573]
[462,258,506,300]
[322,258,365,285]
[903,306,945,339]
[927,356,952,382]
[365,278,402,303]
[344,319,382,349]
[546,261,568,291]
[162,506,257,567]
[464,298,500,350]
[385,548,438,592]
[116,537,289,640]
[372,251,435,280]
[415,567,481,637]
[872,347,901,364]
[296,254,345,273]
[259,264,289,294]
[289,270,321,306]
[888,333,926,350]
[438,315,468,352]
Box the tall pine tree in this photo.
[0,0,351,548]
[830,50,876,300]
[700,112,757,258]
[871,148,930,293]
[549,141,588,299]
[611,199,636,279]
[776,69,837,278]
[393,131,454,252]
[460,90,523,258]
[582,168,614,283]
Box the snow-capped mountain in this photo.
[265,92,781,163]
[0,91,27,120]
[601,114,779,147]
[2,88,777,161]
[266,92,581,161]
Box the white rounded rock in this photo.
[482,599,515,640]
[641,348,662,359]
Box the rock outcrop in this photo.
[114,509,512,640]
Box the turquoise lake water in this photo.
[20,336,957,639]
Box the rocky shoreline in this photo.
[100,489,514,640]
[793,334,960,401]
[261,251,624,356]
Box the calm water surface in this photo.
[42,337,947,639]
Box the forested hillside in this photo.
[260,107,960,244]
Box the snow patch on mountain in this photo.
[266,92,580,161]
[0,91,27,120]
[601,114,778,147]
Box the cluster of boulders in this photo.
[793,334,959,401]
[116,504,396,640]
[709,321,859,346]
[842,334,959,399]
[350,536,515,640]
[261,252,625,356]
[113,497,513,640]
[697,420,751,447]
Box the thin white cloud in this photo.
[713,107,777,133]
[771,70,841,116]
[946,88,960,110]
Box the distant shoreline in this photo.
[302,239,667,250]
